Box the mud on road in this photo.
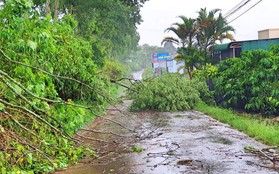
[56,100,278,174]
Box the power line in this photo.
[224,0,252,19]
[228,0,263,24]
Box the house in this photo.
[212,29,279,63]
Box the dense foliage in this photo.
[31,0,148,65]
[192,63,218,80]
[214,47,279,115]
[0,0,133,173]
[72,0,140,62]
[127,74,214,111]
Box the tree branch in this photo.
[3,110,38,138]
[75,133,109,144]
[79,128,130,137]
[110,79,138,92]
[0,99,65,138]
[0,69,98,110]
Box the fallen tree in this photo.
[0,2,113,172]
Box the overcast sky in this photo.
[137,0,278,46]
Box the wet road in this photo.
[132,69,144,81]
[56,100,278,174]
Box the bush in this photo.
[214,49,279,115]
[128,73,214,111]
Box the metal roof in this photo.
[241,38,279,51]
[213,43,230,51]
[213,38,279,52]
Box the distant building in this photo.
[258,28,279,39]
[212,42,242,62]
[212,36,279,63]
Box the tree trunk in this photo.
[186,67,192,80]
[45,0,51,15]
[54,0,59,19]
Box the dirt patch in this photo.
[177,159,193,166]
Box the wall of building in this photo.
[258,28,279,39]
[269,29,279,38]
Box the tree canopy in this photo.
[30,0,149,65]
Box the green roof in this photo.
[213,43,230,51]
[242,38,279,51]
[212,38,279,52]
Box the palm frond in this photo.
[161,37,180,45]
[174,54,184,61]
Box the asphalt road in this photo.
[56,100,278,174]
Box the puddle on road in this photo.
[55,101,278,174]
[213,137,234,145]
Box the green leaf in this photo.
[1,167,6,174]
[27,153,33,165]
[0,103,4,111]
[13,85,23,94]
[0,125,5,133]
[27,40,37,51]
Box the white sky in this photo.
[137,0,279,46]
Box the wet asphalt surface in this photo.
[55,100,279,174]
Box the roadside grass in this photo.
[195,102,279,146]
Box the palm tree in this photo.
[162,16,196,48]
[213,13,235,44]
[162,16,198,79]
[196,8,235,64]
[162,9,235,79]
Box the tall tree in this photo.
[162,16,196,48]
[72,0,140,61]
[162,8,235,79]
[32,0,149,65]
[162,16,199,79]
[196,8,235,63]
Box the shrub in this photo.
[214,49,279,115]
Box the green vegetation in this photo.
[127,73,214,111]
[32,0,148,66]
[214,47,279,115]
[162,8,234,79]
[0,3,104,173]
[195,103,279,146]
[131,145,143,153]
[0,0,149,173]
